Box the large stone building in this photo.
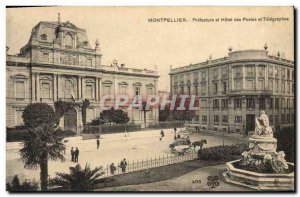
[169,47,294,133]
[6,19,159,131]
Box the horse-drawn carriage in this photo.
[169,138,207,155]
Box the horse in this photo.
[192,139,207,149]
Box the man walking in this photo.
[97,138,100,149]
[110,163,116,175]
[75,147,79,163]
[174,127,177,134]
[120,158,127,173]
[71,147,75,162]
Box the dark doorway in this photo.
[64,108,77,132]
[246,114,255,132]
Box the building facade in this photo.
[6,20,159,131]
[169,47,294,133]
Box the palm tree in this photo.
[50,163,105,191]
[19,123,66,191]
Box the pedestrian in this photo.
[174,127,177,134]
[97,138,100,149]
[160,130,165,138]
[243,125,248,137]
[110,163,116,175]
[174,134,177,140]
[71,147,75,162]
[74,147,79,163]
[120,158,127,173]
[177,134,181,139]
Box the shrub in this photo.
[198,144,248,162]
[83,124,141,134]
[6,175,38,192]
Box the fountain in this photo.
[223,111,294,191]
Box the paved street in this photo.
[6,128,248,182]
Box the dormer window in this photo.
[40,34,47,41]
[65,33,73,49]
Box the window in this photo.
[223,82,227,93]
[201,71,206,81]
[41,82,51,99]
[40,34,47,41]
[269,66,273,77]
[275,115,279,124]
[214,115,219,123]
[269,115,273,125]
[222,115,228,123]
[269,98,273,109]
[287,114,290,123]
[281,98,285,109]
[214,83,218,93]
[120,85,127,95]
[235,116,242,123]
[274,67,279,77]
[41,53,49,62]
[269,79,273,90]
[201,84,206,94]
[287,99,290,109]
[193,73,198,82]
[287,70,290,80]
[259,97,265,110]
[194,85,198,95]
[282,82,285,93]
[275,98,279,109]
[213,69,218,78]
[258,66,265,76]
[275,81,279,92]
[213,99,219,109]
[16,110,24,126]
[221,99,228,110]
[15,81,25,99]
[281,114,285,124]
[292,70,294,80]
[65,34,73,49]
[246,80,255,90]
[104,85,111,95]
[235,67,242,77]
[135,87,140,95]
[87,59,92,67]
[147,87,153,95]
[234,79,241,90]
[282,68,285,79]
[200,100,207,109]
[85,84,93,99]
[234,98,242,109]
[202,115,207,123]
[222,68,227,77]
[181,86,184,94]
[258,79,264,90]
[246,65,255,76]
[287,83,290,94]
[292,83,294,93]
[64,80,73,98]
[187,86,191,95]
[246,98,255,109]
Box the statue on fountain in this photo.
[249,111,277,154]
[255,111,273,137]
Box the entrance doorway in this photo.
[64,108,77,132]
[246,114,255,132]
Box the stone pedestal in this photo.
[249,135,277,154]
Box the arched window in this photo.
[40,34,47,41]
[64,80,73,99]
[65,34,73,49]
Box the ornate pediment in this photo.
[60,53,79,65]
[133,82,142,86]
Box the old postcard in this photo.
[6,6,295,192]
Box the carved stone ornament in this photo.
[60,53,79,65]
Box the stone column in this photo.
[82,77,85,99]
[242,66,246,90]
[36,73,40,102]
[31,73,36,102]
[78,76,82,100]
[99,78,102,98]
[53,74,57,101]
[57,74,61,100]
[95,77,99,101]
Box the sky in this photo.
[6,6,294,91]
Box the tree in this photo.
[50,163,105,191]
[100,108,129,125]
[274,126,295,162]
[81,99,90,126]
[20,103,66,191]
[22,103,55,128]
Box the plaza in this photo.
[6,128,248,183]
